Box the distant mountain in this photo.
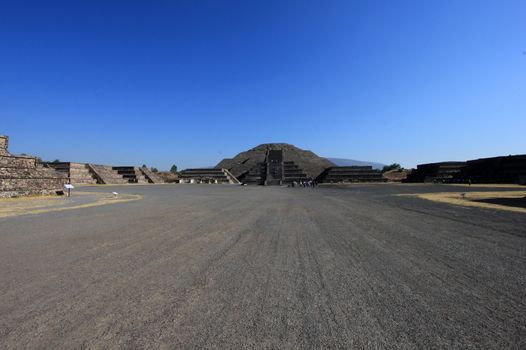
[327,157,386,170]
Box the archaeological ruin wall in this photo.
[0,135,66,198]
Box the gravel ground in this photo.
[0,183,525,349]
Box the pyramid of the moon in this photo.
[216,143,335,184]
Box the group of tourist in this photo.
[291,180,317,188]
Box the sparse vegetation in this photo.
[382,163,402,173]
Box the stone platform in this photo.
[0,135,66,198]
[461,155,526,185]
[405,162,466,183]
[179,168,240,184]
[316,166,385,183]
[46,162,164,185]
[405,155,526,184]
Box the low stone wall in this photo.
[0,162,66,198]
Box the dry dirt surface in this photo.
[0,184,525,349]
[400,190,526,213]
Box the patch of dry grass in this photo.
[399,191,526,213]
[0,191,141,218]
[446,183,525,189]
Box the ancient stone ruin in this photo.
[46,162,164,185]
[0,135,66,198]
[404,155,526,184]
[316,166,385,183]
[179,168,240,184]
[213,143,386,185]
[461,155,526,185]
[404,162,467,183]
[217,143,333,184]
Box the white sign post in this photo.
[64,184,74,197]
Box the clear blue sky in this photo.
[1,1,525,170]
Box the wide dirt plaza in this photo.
[0,183,525,348]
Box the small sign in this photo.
[64,184,75,189]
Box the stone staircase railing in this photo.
[222,168,241,184]
[140,167,164,183]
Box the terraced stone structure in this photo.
[461,155,526,185]
[404,155,526,184]
[47,162,98,184]
[316,166,386,183]
[179,168,240,184]
[46,163,164,185]
[217,143,333,185]
[112,167,149,184]
[404,162,467,183]
[0,135,66,198]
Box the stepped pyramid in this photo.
[216,143,334,185]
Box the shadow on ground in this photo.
[473,197,526,209]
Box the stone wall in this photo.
[0,167,66,198]
[0,135,8,155]
[0,154,36,168]
[0,136,66,198]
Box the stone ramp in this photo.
[140,167,164,183]
[223,168,241,184]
